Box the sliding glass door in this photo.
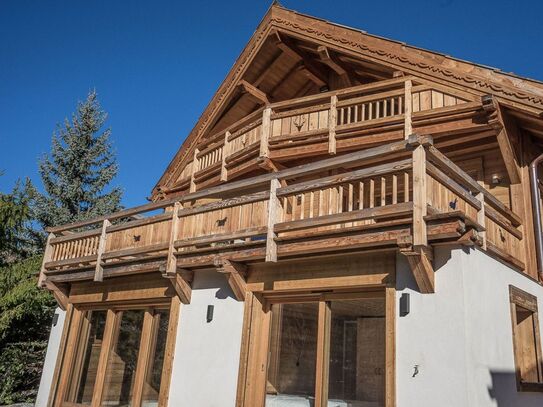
[264,293,386,407]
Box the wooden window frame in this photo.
[236,288,395,407]
[509,285,543,392]
[48,296,181,407]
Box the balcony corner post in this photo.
[165,202,183,277]
[412,142,427,248]
[94,219,111,282]
[190,147,200,193]
[266,178,281,262]
[38,233,55,288]
[260,107,272,158]
[221,131,231,182]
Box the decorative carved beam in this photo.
[214,258,247,301]
[482,95,521,184]
[401,246,435,294]
[239,80,269,105]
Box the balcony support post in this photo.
[94,219,111,282]
[266,178,281,262]
[328,95,337,154]
[404,80,413,138]
[260,107,272,158]
[38,233,55,288]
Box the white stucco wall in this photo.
[35,307,66,407]
[396,247,543,407]
[167,269,245,407]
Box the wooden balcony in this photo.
[164,76,480,194]
[39,135,525,299]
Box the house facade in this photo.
[35,4,543,407]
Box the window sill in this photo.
[519,381,543,392]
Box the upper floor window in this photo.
[509,285,543,392]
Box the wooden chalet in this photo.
[36,4,543,407]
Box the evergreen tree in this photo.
[32,90,122,230]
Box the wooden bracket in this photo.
[239,80,269,105]
[161,265,193,304]
[214,258,247,301]
[317,45,351,87]
[44,280,70,311]
[406,133,434,149]
[482,95,521,184]
[401,245,435,294]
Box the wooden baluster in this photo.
[94,219,111,282]
[300,193,305,220]
[392,174,398,205]
[369,102,373,120]
[376,100,380,119]
[347,183,354,227]
[309,191,315,219]
[399,95,403,115]
[266,179,281,262]
[38,233,55,287]
[404,80,413,138]
[381,177,386,206]
[328,95,337,154]
[369,179,375,208]
[318,190,324,217]
[353,105,358,123]
[190,148,200,193]
[477,192,487,249]
[221,131,230,182]
[404,172,410,202]
[260,107,272,158]
[361,103,366,121]
[338,185,344,214]
[346,106,351,125]
[359,181,364,210]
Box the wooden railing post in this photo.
[259,107,272,158]
[328,95,337,154]
[190,148,200,192]
[94,219,111,282]
[221,131,230,182]
[266,178,281,262]
[411,136,427,247]
[404,80,413,138]
[38,233,55,287]
[165,202,182,277]
[476,192,487,249]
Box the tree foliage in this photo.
[32,90,122,230]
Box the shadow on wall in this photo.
[488,371,542,407]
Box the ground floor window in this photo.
[509,285,543,392]
[263,293,386,407]
[52,300,178,407]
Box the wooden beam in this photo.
[271,30,328,88]
[44,280,69,311]
[172,271,192,304]
[239,80,269,105]
[482,95,521,183]
[253,51,283,87]
[315,300,331,407]
[317,45,351,87]
[215,258,247,301]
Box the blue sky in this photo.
[1,0,542,209]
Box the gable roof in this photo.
[152,3,543,199]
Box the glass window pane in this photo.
[142,309,170,407]
[101,310,145,407]
[65,310,107,404]
[266,302,319,406]
[328,298,385,406]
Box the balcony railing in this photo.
[167,76,477,194]
[39,135,525,291]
